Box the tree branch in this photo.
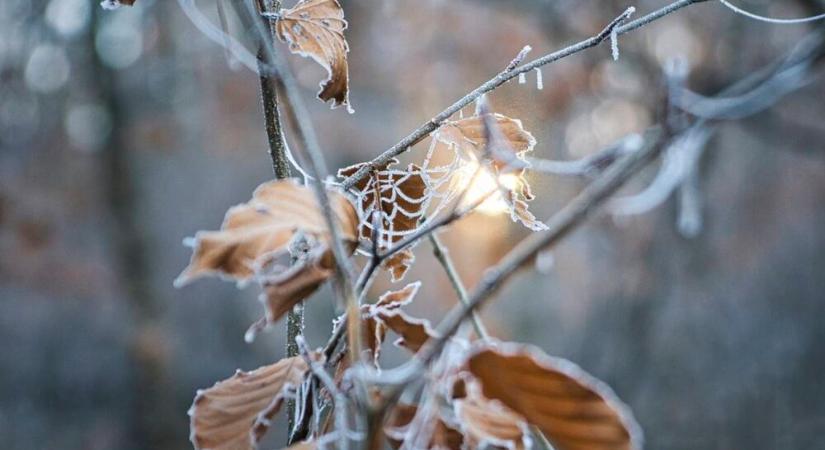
[341,0,711,190]
[376,128,670,387]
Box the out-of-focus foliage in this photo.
[1,0,825,449]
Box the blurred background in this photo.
[1,0,824,449]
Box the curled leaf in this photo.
[176,179,357,285]
[189,356,309,450]
[381,249,416,282]
[433,113,536,162]
[347,281,423,366]
[385,403,463,450]
[260,244,335,324]
[467,343,643,450]
[455,391,531,450]
[375,280,421,309]
[431,113,546,231]
[375,309,439,353]
[275,0,351,110]
[338,161,428,281]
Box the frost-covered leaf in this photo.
[430,113,546,231]
[177,179,357,284]
[375,309,439,353]
[260,246,335,324]
[454,390,531,450]
[338,161,428,281]
[275,0,351,110]
[177,179,358,331]
[189,356,309,450]
[365,282,424,364]
[433,113,536,161]
[384,403,463,450]
[375,280,421,309]
[332,282,422,367]
[467,343,643,450]
[506,191,546,232]
[381,248,416,282]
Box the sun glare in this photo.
[458,162,520,215]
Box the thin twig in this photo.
[428,233,488,338]
[375,128,670,388]
[341,0,711,190]
[235,0,362,359]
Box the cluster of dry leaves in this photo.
[113,1,643,449]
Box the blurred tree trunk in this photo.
[89,8,179,450]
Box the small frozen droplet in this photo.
[535,68,543,90]
[292,24,302,34]
[518,72,526,84]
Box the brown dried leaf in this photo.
[177,179,357,284]
[189,356,309,450]
[433,113,536,161]
[506,191,546,232]
[260,247,334,324]
[375,280,421,309]
[354,281,422,366]
[381,248,415,282]
[432,113,546,231]
[375,309,439,353]
[467,343,643,450]
[338,161,428,281]
[275,0,351,109]
[385,403,463,450]
[455,391,530,450]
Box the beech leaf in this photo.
[375,309,439,353]
[189,356,309,450]
[275,0,351,110]
[384,403,464,450]
[434,113,536,160]
[454,391,531,450]
[176,178,357,284]
[467,343,643,450]
[375,280,421,309]
[431,113,547,231]
[344,281,422,366]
